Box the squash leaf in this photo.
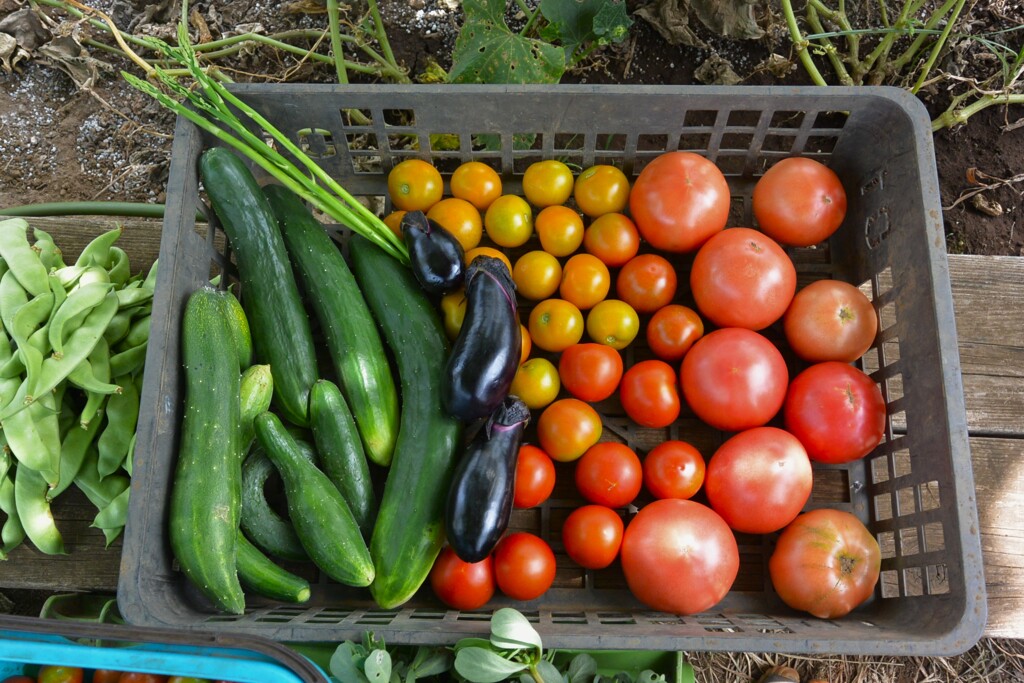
[450,0,564,84]
[539,0,632,63]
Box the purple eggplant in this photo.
[401,210,465,295]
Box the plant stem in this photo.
[517,0,541,37]
[780,0,829,86]
[806,2,855,85]
[0,202,167,218]
[367,0,398,69]
[808,0,860,81]
[326,0,350,84]
[911,0,968,94]
[889,0,961,77]
[931,92,1024,130]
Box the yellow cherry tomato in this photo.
[522,159,574,208]
[509,357,561,410]
[520,324,532,365]
[387,158,443,212]
[573,164,630,218]
[535,205,585,257]
[450,160,503,211]
[382,210,407,240]
[513,250,562,301]
[440,288,467,340]
[484,194,534,248]
[529,298,584,353]
[586,299,640,350]
[427,197,483,251]
[559,253,611,311]
[465,246,512,274]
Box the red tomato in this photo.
[645,304,704,363]
[117,675,167,683]
[753,157,848,247]
[561,505,624,569]
[784,361,886,464]
[513,444,556,509]
[629,151,730,252]
[493,532,557,601]
[680,328,788,432]
[430,546,496,610]
[620,499,739,614]
[558,343,624,402]
[574,442,643,508]
[690,227,797,331]
[619,359,681,429]
[38,668,84,683]
[704,427,813,534]
[583,213,640,267]
[784,279,878,363]
[536,398,603,463]
[615,254,678,314]
[92,674,122,683]
[769,509,881,618]
[642,440,705,500]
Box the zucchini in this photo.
[199,148,317,427]
[348,236,462,609]
[169,287,244,614]
[239,442,314,563]
[235,530,311,604]
[263,184,399,466]
[254,411,374,587]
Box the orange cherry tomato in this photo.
[585,299,640,350]
[382,210,407,239]
[583,212,640,267]
[574,164,630,217]
[535,205,585,257]
[465,246,512,274]
[513,250,562,301]
[537,398,603,462]
[387,158,443,212]
[617,253,678,314]
[523,159,575,208]
[509,357,560,410]
[559,253,611,311]
[450,160,503,211]
[484,194,534,248]
[528,298,584,352]
[426,197,483,251]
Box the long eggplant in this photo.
[402,210,465,295]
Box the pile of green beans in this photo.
[0,217,156,557]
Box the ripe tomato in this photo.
[642,440,705,500]
[440,288,467,340]
[769,508,881,619]
[91,673,122,683]
[585,299,639,350]
[753,157,848,247]
[561,505,624,570]
[645,304,704,363]
[509,357,560,410]
[523,160,575,208]
[560,253,611,310]
[616,254,678,314]
[387,158,443,212]
[537,398,603,463]
[629,151,730,253]
[784,361,886,464]
[3,677,34,683]
[513,250,562,301]
[558,343,623,402]
[514,444,556,509]
[519,323,531,364]
[574,442,643,508]
[37,668,84,683]
[784,279,878,363]
[450,160,502,211]
[574,165,630,217]
[493,532,557,600]
[117,674,167,683]
[680,328,789,432]
[620,499,739,615]
[382,210,406,239]
[583,213,640,267]
[426,197,483,251]
[690,227,797,331]
[619,360,681,429]
[704,427,812,535]
[535,205,585,257]
[430,545,495,610]
[484,194,534,248]
[167,678,209,683]
[529,298,584,352]
[465,246,512,273]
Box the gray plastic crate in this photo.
[118,84,986,656]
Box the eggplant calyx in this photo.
[466,255,517,309]
[398,209,431,235]
[484,395,530,438]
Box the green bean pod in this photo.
[121,314,151,350]
[14,464,64,555]
[74,227,123,269]
[115,287,153,310]
[11,290,54,396]
[48,281,111,360]
[0,269,29,338]
[0,471,26,559]
[0,218,50,297]
[97,375,139,477]
[108,343,147,378]
[106,246,130,287]
[92,486,129,546]
[34,229,64,271]
[48,412,103,500]
[4,393,61,485]
[103,309,132,347]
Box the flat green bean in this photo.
[14,464,64,554]
[11,290,54,396]
[72,266,110,289]
[0,218,50,297]
[92,486,129,540]
[67,360,123,396]
[123,431,136,477]
[33,228,65,268]
[48,281,112,360]
[3,391,62,486]
[77,337,114,429]
[97,374,139,477]
[121,314,151,350]
[0,471,26,559]
[34,229,63,271]
[142,260,159,290]
[114,287,153,310]
[75,227,123,269]
[0,444,9,482]
[103,309,132,346]
[108,342,147,378]
[0,269,29,334]
[74,447,130,512]
[106,246,130,287]
[49,413,103,501]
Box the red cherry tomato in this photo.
[430,545,496,610]
[561,505,624,570]
[118,675,167,683]
[513,444,556,509]
[783,279,878,363]
[92,673,122,683]
[493,532,557,601]
[615,254,678,314]
[558,343,624,403]
[645,304,704,363]
[690,227,797,331]
[642,440,705,500]
[619,359,681,429]
[680,328,788,432]
[704,427,813,534]
[574,442,643,508]
[784,361,887,464]
[753,157,848,247]
[629,151,730,253]
[38,668,84,683]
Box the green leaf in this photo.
[364,649,392,682]
[490,608,543,652]
[450,0,564,84]
[535,660,565,683]
[455,647,530,683]
[539,0,632,62]
[567,653,598,683]
[408,647,454,678]
[454,637,495,653]
[330,642,372,683]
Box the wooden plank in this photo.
[22,216,164,274]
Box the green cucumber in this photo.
[239,442,313,563]
[254,411,374,587]
[263,184,399,466]
[309,379,376,536]
[348,236,462,609]
[199,148,317,427]
[235,530,311,604]
[169,287,244,614]
[240,364,273,452]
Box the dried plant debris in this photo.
[635,0,764,48]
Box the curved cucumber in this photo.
[236,530,311,604]
[240,443,313,563]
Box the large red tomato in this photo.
[429,546,495,610]
[690,227,797,331]
[561,504,624,570]
[769,508,881,619]
[704,427,812,535]
[629,151,730,253]
[752,157,848,247]
[784,279,878,363]
[574,442,643,508]
[784,361,886,464]
[558,343,623,402]
[620,499,739,615]
[619,359,681,429]
[680,328,789,432]
[493,532,557,601]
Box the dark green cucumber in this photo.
[199,148,317,427]
[235,530,311,604]
[254,411,374,587]
[309,379,376,536]
[263,184,399,466]
[348,236,462,609]
[170,287,244,614]
[239,442,315,563]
